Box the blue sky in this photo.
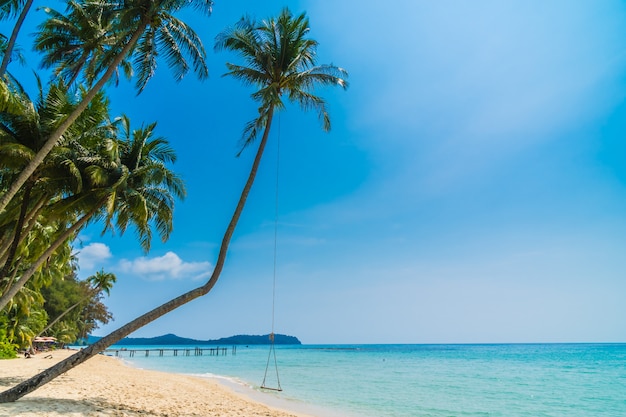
[7,0,626,344]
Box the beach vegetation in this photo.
[0,340,17,359]
[0,7,347,402]
[0,314,18,358]
[0,42,186,355]
[0,79,185,310]
[0,84,185,346]
[0,81,115,311]
[0,0,196,375]
[38,269,114,343]
[0,0,212,215]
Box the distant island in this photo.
[86,333,301,346]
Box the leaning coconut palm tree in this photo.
[0,0,212,214]
[0,7,347,402]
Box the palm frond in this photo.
[216,7,348,154]
[162,15,208,80]
[0,0,27,19]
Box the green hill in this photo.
[86,333,301,346]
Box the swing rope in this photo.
[261,114,282,392]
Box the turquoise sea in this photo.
[108,343,626,417]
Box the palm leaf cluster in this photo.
[34,0,211,91]
[0,79,185,344]
[215,8,348,153]
[0,0,211,214]
[0,0,207,347]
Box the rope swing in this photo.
[261,115,282,392]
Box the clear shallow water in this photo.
[108,343,626,417]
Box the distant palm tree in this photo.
[36,269,116,338]
[0,0,212,214]
[0,8,348,402]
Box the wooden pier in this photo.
[104,346,237,358]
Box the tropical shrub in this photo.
[0,341,17,359]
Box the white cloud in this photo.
[74,243,113,270]
[117,251,212,281]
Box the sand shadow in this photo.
[0,376,27,386]
[5,397,155,416]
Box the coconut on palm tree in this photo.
[0,8,347,402]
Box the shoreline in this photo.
[0,349,315,417]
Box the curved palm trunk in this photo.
[0,0,35,77]
[0,106,275,403]
[0,20,149,214]
[0,200,103,311]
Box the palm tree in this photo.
[3,293,47,347]
[0,82,117,311]
[0,0,212,214]
[0,33,26,75]
[36,269,116,338]
[0,0,33,77]
[34,0,132,88]
[215,8,348,155]
[0,111,185,311]
[101,115,186,252]
[0,7,347,402]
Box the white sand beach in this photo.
[0,349,311,417]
